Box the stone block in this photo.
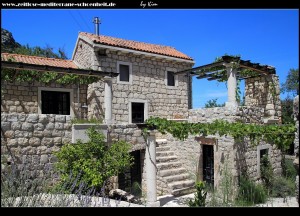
[55,115,66,123]
[29,137,41,146]
[27,114,39,123]
[22,123,33,131]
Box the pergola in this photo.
[176,55,276,107]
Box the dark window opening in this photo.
[131,103,144,123]
[41,91,70,115]
[119,64,130,82]
[118,150,142,195]
[260,149,268,159]
[167,71,175,86]
[203,145,214,187]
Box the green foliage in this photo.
[1,68,100,85]
[145,117,296,150]
[237,176,267,205]
[281,68,299,96]
[71,118,103,124]
[282,158,297,180]
[281,97,295,125]
[271,176,295,198]
[260,155,274,190]
[188,181,207,207]
[54,127,133,193]
[204,98,225,108]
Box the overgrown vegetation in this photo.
[145,117,295,150]
[188,181,207,207]
[237,176,267,205]
[204,98,225,108]
[54,127,133,193]
[71,118,103,124]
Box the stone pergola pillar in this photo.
[224,63,238,107]
[146,131,160,207]
[104,76,113,124]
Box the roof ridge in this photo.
[80,32,174,49]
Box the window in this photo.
[117,61,132,84]
[131,103,144,123]
[257,144,271,178]
[167,71,175,86]
[38,87,73,116]
[41,91,70,115]
[165,68,178,87]
[120,64,130,82]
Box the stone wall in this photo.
[1,81,88,119]
[73,38,194,124]
[1,114,72,183]
[294,95,299,154]
[245,74,281,123]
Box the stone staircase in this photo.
[156,139,195,196]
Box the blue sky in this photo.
[1,9,299,108]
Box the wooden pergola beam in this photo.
[1,61,119,78]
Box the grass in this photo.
[71,118,103,124]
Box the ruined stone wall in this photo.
[161,106,282,189]
[294,95,299,155]
[1,81,88,119]
[245,74,281,123]
[73,40,194,123]
[1,114,72,183]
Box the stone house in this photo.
[1,31,284,205]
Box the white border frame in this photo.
[165,67,178,88]
[117,61,132,85]
[38,87,74,116]
[128,99,148,124]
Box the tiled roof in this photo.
[1,53,78,69]
[80,32,193,61]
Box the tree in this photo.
[204,98,225,108]
[54,127,133,193]
[281,68,299,96]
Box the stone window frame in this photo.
[128,99,148,124]
[257,144,272,178]
[165,67,178,89]
[117,61,132,85]
[38,87,74,117]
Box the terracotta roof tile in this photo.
[80,32,193,61]
[1,53,78,69]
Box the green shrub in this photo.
[71,118,103,124]
[237,176,267,205]
[271,176,295,197]
[188,181,207,207]
[260,155,273,190]
[282,158,297,180]
[54,126,133,193]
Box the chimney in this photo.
[93,17,101,36]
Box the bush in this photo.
[282,158,297,180]
[271,176,295,198]
[260,155,273,190]
[188,181,207,207]
[237,176,267,205]
[54,126,133,193]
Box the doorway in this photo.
[203,145,214,186]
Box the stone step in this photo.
[172,186,196,197]
[156,151,174,157]
[169,179,195,190]
[164,173,191,183]
[156,155,177,163]
[156,146,170,152]
[157,162,182,170]
[158,168,186,177]
[156,139,168,145]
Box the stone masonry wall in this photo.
[245,74,281,123]
[73,38,194,123]
[1,114,72,183]
[1,81,88,119]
